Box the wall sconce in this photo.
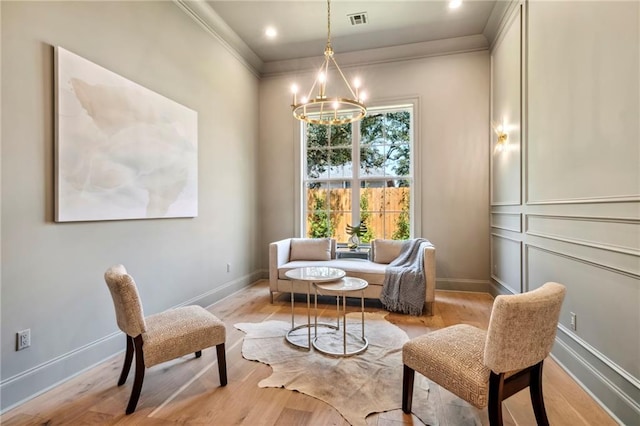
[492,120,508,153]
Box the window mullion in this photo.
[352,121,361,226]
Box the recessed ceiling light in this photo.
[265,26,277,39]
[449,0,463,9]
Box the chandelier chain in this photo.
[326,0,332,50]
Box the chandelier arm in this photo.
[322,58,331,98]
[330,56,359,100]
[304,57,329,102]
[306,68,321,101]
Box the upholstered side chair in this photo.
[104,264,227,414]
[402,282,566,426]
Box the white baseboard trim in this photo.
[0,272,258,413]
[435,278,495,294]
[551,332,637,425]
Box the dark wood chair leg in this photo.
[216,343,227,386]
[530,361,549,426]
[195,350,202,358]
[118,335,134,386]
[488,372,505,426]
[402,364,415,413]
[125,335,145,415]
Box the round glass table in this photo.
[284,266,345,350]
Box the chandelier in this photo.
[290,0,367,126]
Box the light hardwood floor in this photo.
[1,280,616,425]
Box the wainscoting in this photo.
[490,1,639,424]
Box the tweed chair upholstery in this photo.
[103,264,227,414]
[402,282,566,425]
[484,282,566,373]
[403,324,490,408]
[104,264,146,337]
[143,305,226,367]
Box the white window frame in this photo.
[294,97,421,241]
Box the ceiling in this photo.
[205,0,500,63]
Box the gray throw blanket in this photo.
[379,238,430,316]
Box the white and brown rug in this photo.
[236,311,482,426]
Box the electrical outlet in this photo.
[570,312,577,331]
[17,329,30,351]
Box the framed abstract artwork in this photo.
[54,46,198,222]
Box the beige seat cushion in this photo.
[403,324,490,408]
[142,305,226,367]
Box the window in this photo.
[302,104,415,243]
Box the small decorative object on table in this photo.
[346,222,368,250]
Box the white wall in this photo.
[0,0,259,410]
[259,51,491,290]
[490,1,639,423]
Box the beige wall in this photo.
[1,1,259,410]
[260,51,491,290]
[490,1,639,423]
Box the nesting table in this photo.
[284,266,346,350]
[313,276,369,356]
[284,266,369,357]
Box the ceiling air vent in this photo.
[348,12,368,26]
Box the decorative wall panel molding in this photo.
[553,331,640,425]
[526,1,639,205]
[526,195,640,206]
[526,214,640,256]
[526,245,639,379]
[491,212,522,232]
[526,238,640,278]
[557,325,640,391]
[491,233,522,293]
[490,4,522,207]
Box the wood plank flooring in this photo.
[1,280,616,425]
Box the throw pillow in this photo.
[290,238,331,261]
[373,239,405,264]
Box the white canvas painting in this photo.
[55,47,198,222]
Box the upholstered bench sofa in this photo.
[269,238,436,315]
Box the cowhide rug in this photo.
[235,311,439,426]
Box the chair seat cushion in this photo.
[142,305,225,367]
[403,324,490,408]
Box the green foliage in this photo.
[359,194,375,243]
[306,111,411,179]
[306,123,352,179]
[308,192,332,238]
[359,111,411,176]
[392,190,410,240]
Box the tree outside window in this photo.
[304,106,414,243]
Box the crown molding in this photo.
[262,34,489,78]
[484,0,521,50]
[173,0,263,77]
[175,0,491,79]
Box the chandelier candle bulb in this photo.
[291,84,298,105]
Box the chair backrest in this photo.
[484,282,566,373]
[104,264,146,337]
